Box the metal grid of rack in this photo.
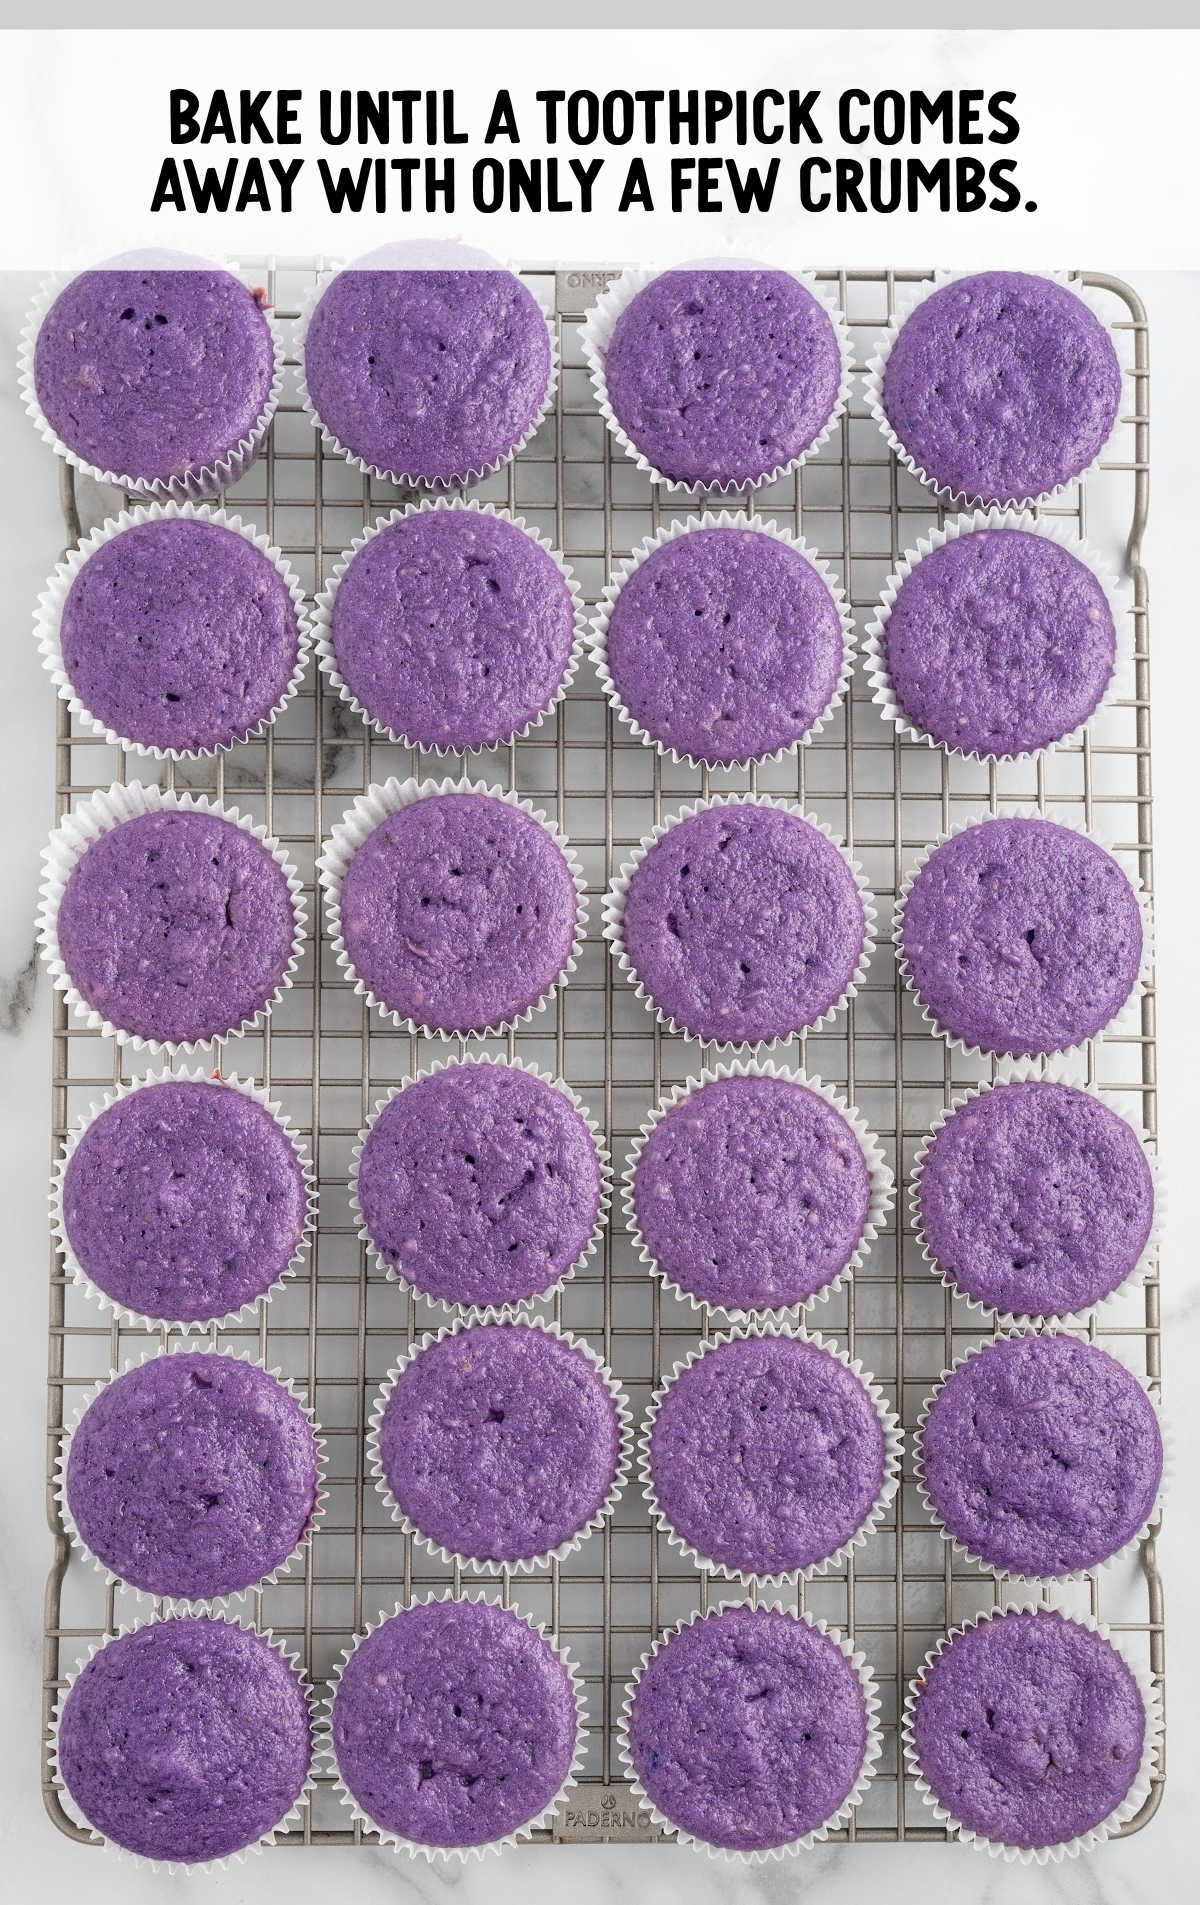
[43,266,1161,1846]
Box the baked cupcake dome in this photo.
[370,1320,628,1568]
[916,1334,1162,1579]
[31,260,276,490]
[873,272,1122,505]
[906,1609,1152,1855]
[629,1068,887,1314]
[913,1078,1155,1322]
[623,1605,877,1855]
[608,797,871,1046]
[354,1060,605,1311]
[46,511,305,757]
[64,1352,322,1602]
[56,1617,312,1865]
[595,520,851,767]
[594,266,845,488]
[329,1598,580,1853]
[643,1330,899,1579]
[321,503,579,751]
[301,263,553,484]
[896,816,1144,1058]
[868,520,1118,760]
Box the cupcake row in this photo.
[36,496,1126,771]
[54,1597,1159,1868]
[22,253,1122,513]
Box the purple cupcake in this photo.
[868,520,1118,759]
[608,799,871,1046]
[906,1610,1152,1855]
[370,1321,627,1567]
[643,1331,898,1579]
[916,1334,1163,1579]
[629,1069,886,1314]
[913,1078,1155,1321]
[43,798,302,1049]
[870,272,1122,505]
[57,1617,312,1864]
[588,266,845,489]
[59,1074,312,1326]
[320,504,579,751]
[301,262,553,485]
[64,1352,322,1601]
[42,512,305,757]
[897,817,1144,1058]
[330,1599,579,1853]
[594,521,850,767]
[323,784,582,1037]
[623,1605,876,1854]
[355,1061,604,1310]
[28,258,277,494]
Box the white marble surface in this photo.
[1,269,1196,1903]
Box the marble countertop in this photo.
[1,269,1196,1904]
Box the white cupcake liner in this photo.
[616,1601,882,1861]
[20,260,284,504]
[602,792,877,1054]
[318,775,588,1040]
[902,1604,1163,1862]
[622,1059,893,1323]
[863,507,1131,766]
[588,510,855,771]
[51,1065,318,1333]
[862,270,1126,511]
[35,501,312,762]
[56,1343,328,1612]
[322,1589,588,1860]
[908,1059,1163,1329]
[893,805,1155,1065]
[349,1053,609,1319]
[911,1326,1170,1588]
[579,264,853,497]
[366,1314,633,1574]
[312,495,587,753]
[291,263,558,493]
[638,1321,902,1586]
[49,1609,319,1872]
[37,782,308,1056]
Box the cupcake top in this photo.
[898,817,1143,1057]
[303,269,551,483]
[633,1073,874,1312]
[57,1617,311,1864]
[878,528,1116,758]
[919,1334,1162,1577]
[647,1334,889,1576]
[331,1599,577,1850]
[34,266,275,486]
[357,1063,602,1309]
[329,508,576,750]
[603,526,846,766]
[376,1323,622,1565]
[916,1079,1155,1319]
[619,803,867,1045]
[54,809,298,1046]
[65,1353,320,1600]
[335,791,579,1035]
[62,1078,309,1324]
[627,1606,870,1852]
[603,268,843,487]
[909,1610,1147,1851]
[880,272,1122,504]
[56,518,301,755]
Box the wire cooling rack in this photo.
[42,266,1161,1847]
